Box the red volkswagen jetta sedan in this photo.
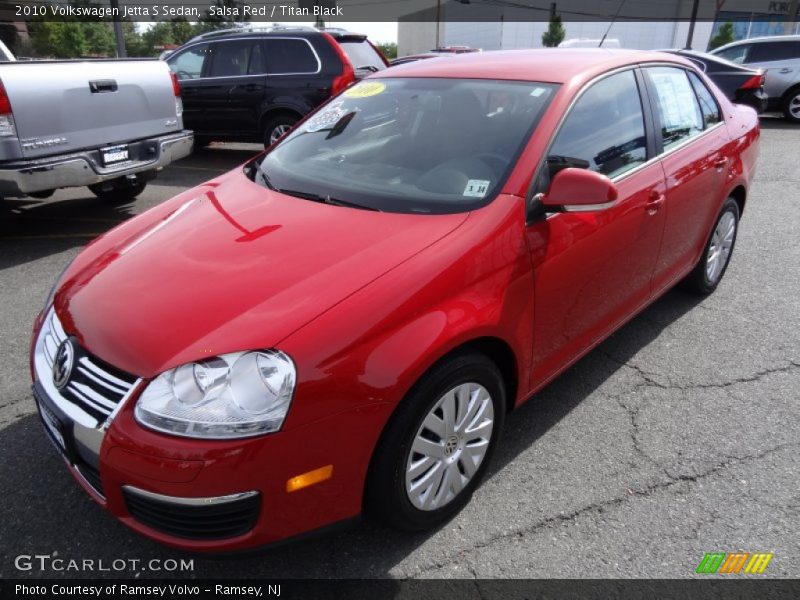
[31,50,759,551]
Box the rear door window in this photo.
[549,70,647,179]
[263,39,319,74]
[747,41,800,63]
[168,43,211,80]
[687,71,722,128]
[209,40,251,77]
[646,67,704,150]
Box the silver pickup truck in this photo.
[0,43,193,202]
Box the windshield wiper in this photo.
[355,65,380,72]
[255,167,276,190]
[278,188,380,212]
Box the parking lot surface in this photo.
[1,122,798,579]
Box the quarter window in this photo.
[687,71,721,128]
[647,67,704,151]
[747,41,800,63]
[263,39,318,74]
[168,44,210,80]
[715,44,749,64]
[549,70,647,179]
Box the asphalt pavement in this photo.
[0,122,798,579]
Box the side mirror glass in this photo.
[540,167,618,210]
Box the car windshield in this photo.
[257,78,558,214]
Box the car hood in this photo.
[55,172,468,378]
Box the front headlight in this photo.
[135,350,296,439]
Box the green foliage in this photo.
[708,22,736,51]
[376,42,398,60]
[541,13,566,48]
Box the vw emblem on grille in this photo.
[53,339,75,391]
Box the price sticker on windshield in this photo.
[344,82,386,98]
[463,179,491,198]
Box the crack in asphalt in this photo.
[603,352,800,392]
[408,442,799,578]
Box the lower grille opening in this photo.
[123,489,260,540]
[75,461,104,497]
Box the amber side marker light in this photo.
[286,465,333,493]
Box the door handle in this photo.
[713,157,728,170]
[779,67,792,74]
[645,191,665,214]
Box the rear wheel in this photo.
[781,87,800,123]
[682,197,740,294]
[263,114,298,148]
[89,174,149,203]
[366,352,505,531]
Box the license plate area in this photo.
[101,144,129,166]
[34,389,69,460]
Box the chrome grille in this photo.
[40,310,138,424]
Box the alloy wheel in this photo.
[706,211,736,284]
[790,93,800,119]
[405,383,494,511]
[269,124,292,145]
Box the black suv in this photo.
[166,26,388,146]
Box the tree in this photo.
[376,42,397,60]
[541,12,566,47]
[708,22,736,50]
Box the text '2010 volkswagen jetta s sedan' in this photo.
[30,49,759,552]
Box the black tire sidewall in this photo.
[367,352,506,531]
[700,198,740,291]
[782,89,800,123]
[263,115,298,148]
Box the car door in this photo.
[744,41,800,100]
[525,69,668,385]
[203,39,255,135]
[226,39,269,137]
[643,66,731,295]
[166,42,212,131]
[261,38,327,118]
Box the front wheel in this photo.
[682,197,740,294]
[366,352,506,531]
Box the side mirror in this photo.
[540,167,618,210]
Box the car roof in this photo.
[715,34,800,49]
[379,48,691,84]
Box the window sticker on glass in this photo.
[304,101,351,132]
[343,81,386,98]
[464,179,491,198]
[530,87,547,97]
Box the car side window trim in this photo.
[526,65,655,217]
[640,64,725,158]
[171,37,322,80]
[526,62,728,222]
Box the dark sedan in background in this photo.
[666,50,767,113]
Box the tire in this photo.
[365,351,506,531]
[781,86,800,123]
[89,175,148,203]
[681,197,740,295]
[263,114,298,148]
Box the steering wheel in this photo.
[473,153,510,176]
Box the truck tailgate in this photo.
[2,59,180,159]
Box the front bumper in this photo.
[0,130,193,196]
[30,308,380,552]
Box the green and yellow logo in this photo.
[696,552,773,574]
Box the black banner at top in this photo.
[4,0,800,23]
